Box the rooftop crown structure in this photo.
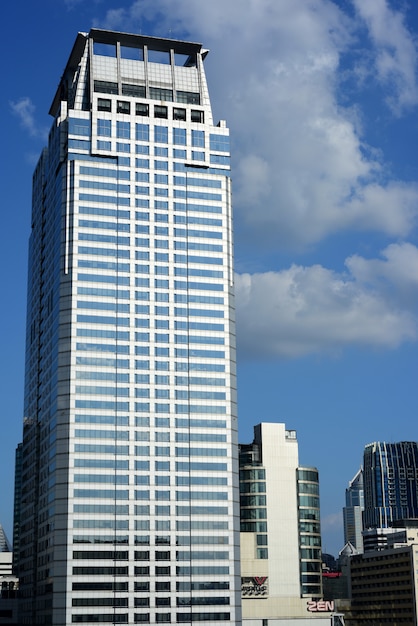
[17,29,240,626]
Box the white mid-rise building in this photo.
[239,423,327,625]
[17,28,241,626]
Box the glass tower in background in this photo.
[363,441,418,529]
[343,468,364,552]
[17,29,240,626]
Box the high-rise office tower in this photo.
[363,441,418,529]
[343,468,364,552]
[17,28,240,626]
[239,423,322,621]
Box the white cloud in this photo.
[235,243,418,359]
[97,0,418,250]
[352,0,418,114]
[10,97,47,140]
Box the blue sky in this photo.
[2,0,418,556]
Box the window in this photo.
[173,108,186,121]
[117,101,131,114]
[154,126,168,143]
[210,134,230,152]
[136,124,150,141]
[155,106,168,119]
[149,86,173,99]
[192,130,205,147]
[173,128,186,145]
[117,121,131,139]
[136,103,149,116]
[94,80,118,94]
[191,109,204,123]
[177,91,200,104]
[97,119,111,137]
[122,83,145,97]
[97,98,111,112]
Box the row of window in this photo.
[75,372,226,386]
[72,597,230,607]
[76,345,226,360]
[72,550,230,560]
[68,141,229,167]
[73,515,228,530]
[74,409,225,426]
[69,152,230,176]
[72,579,229,591]
[72,565,229,576]
[78,233,224,251]
[94,81,201,107]
[71,611,231,623]
[71,117,229,151]
[97,99,204,124]
[92,41,195,69]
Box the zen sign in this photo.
[241,577,268,597]
[307,600,335,612]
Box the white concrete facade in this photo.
[240,423,324,623]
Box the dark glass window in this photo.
[122,84,146,97]
[173,108,186,121]
[97,98,111,112]
[117,101,131,114]
[94,80,118,95]
[136,103,150,116]
[155,106,168,119]
[191,110,204,123]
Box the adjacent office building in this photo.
[17,29,241,625]
[363,441,418,530]
[348,529,418,624]
[239,423,324,624]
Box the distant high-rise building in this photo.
[363,441,418,529]
[343,468,364,552]
[12,443,22,574]
[239,423,322,622]
[17,28,241,626]
[0,526,11,555]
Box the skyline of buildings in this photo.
[16,28,240,626]
[6,21,418,626]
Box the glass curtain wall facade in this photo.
[363,441,418,529]
[18,29,240,626]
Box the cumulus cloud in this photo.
[352,0,418,115]
[235,243,418,359]
[10,97,47,140]
[97,0,418,250]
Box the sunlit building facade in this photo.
[239,423,323,624]
[17,28,241,626]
